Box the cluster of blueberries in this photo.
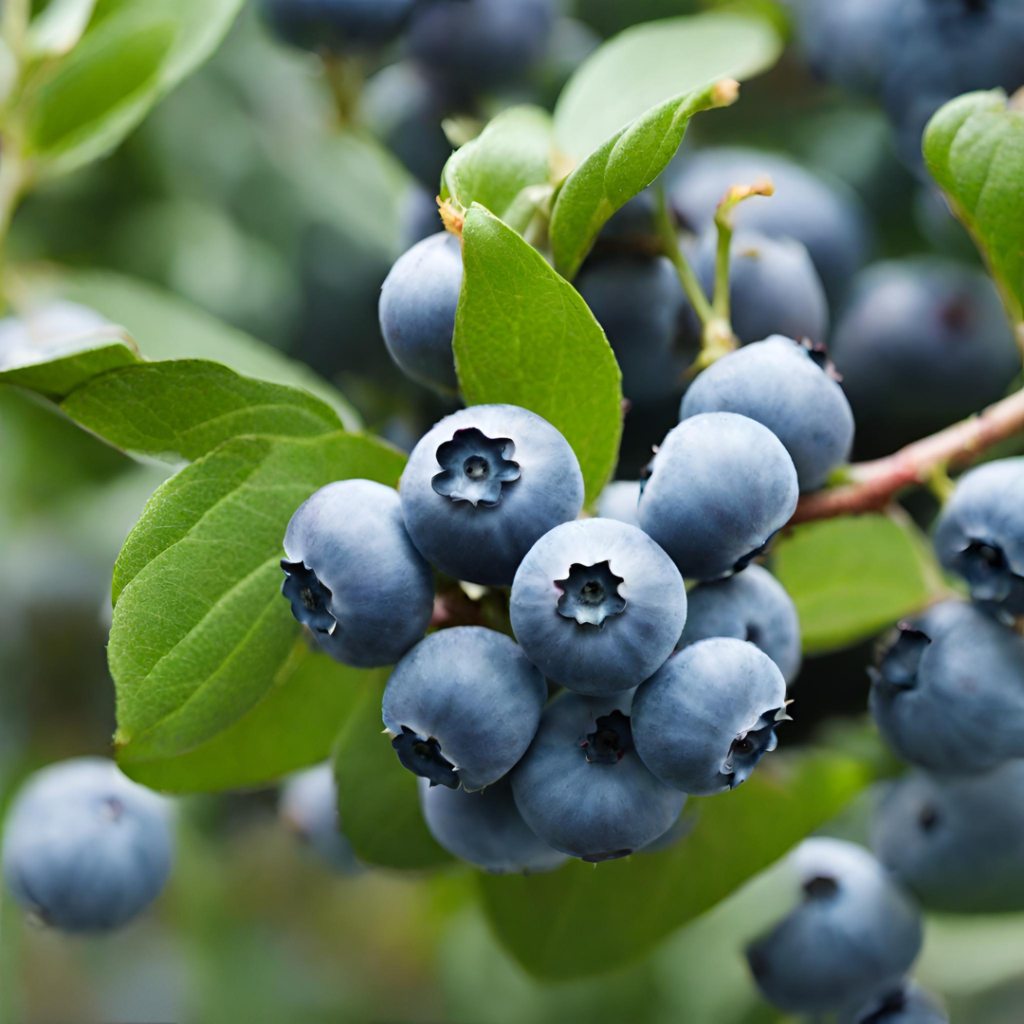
[798,0,1024,175]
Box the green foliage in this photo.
[553,11,783,162]
[478,751,869,979]
[924,89,1024,338]
[441,106,554,231]
[333,685,455,870]
[454,206,623,503]
[773,514,942,655]
[111,433,406,783]
[550,80,730,280]
[61,359,344,461]
[23,0,246,178]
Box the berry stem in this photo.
[654,183,713,325]
[710,180,774,323]
[322,54,366,128]
[791,386,1024,523]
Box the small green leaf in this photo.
[20,267,361,428]
[62,359,343,462]
[24,0,244,178]
[0,328,139,399]
[111,432,406,771]
[454,206,622,503]
[924,89,1024,338]
[441,106,553,229]
[122,641,380,794]
[479,751,868,979]
[773,514,938,655]
[333,684,454,870]
[554,11,783,162]
[550,81,730,281]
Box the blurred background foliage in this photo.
[1,0,1021,1021]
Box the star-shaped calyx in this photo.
[872,624,932,691]
[431,427,520,507]
[556,561,626,627]
[391,726,459,789]
[281,560,338,634]
[722,704,791,789]
[956,538,1024,605]
[581,710,633,765]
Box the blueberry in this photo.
[417,775,567,874]
[670,147,870,303]
[510,689,686,861]
[0,300,110,371]
[745,838,923,1016]
[693,231,829,348]
[576,254,700,408]
[933,458,1024,615]
[279,764,363,874]
[882,0,1024,175]
[510,518,687,696]
[840,982,949,1024]
[2,758,174,933]
[869,599,1024,775]
[597,480,641,528]
[796,0,900,96]
[680,336,854,493]
[632,638,788,795]
[637,412,799,581]
[379,232,463,394]
[830,260,1021,455]
[407,0,556,93]
[282,479,435,668]
[260,0,418,52]
[400,404,584,586]
[872,760,1024,914]
[679,564,802,685]
[382,626,547,791]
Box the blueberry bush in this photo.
[3,1,1024,1021]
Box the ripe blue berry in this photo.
[576,254,698,407]
[408,0,555,92]
[830,260,1020,454]
[2,758,174,933]
[597,480,641,528]
[670,147,870,302]
[839,982,948,1024]
[279,764,363,874]
[637,412,799,581]
[510,518,687,696]
[869,599,1024,775]
[401,404,584,586]
[872,760,1024,914]
[379,232,462,394]
[679,564,802,684]
[510,689,686,861]
[745,838,923,1016]
[693,231,829,348]
[418,776,567,874]
[680,336,854,493]
[382,626,547,792]
[260,0,418,53]
[632,638,788,795]
[933,458,1024,615]
[282,479,435,668]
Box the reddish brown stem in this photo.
[791,387,1024,524]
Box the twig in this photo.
[791,387,1024,524]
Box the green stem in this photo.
[322,54,365,128]
[654,184,712,325]
[925,463,956,504]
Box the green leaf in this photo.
[551,81,730,281]
[27,0,99,58]
[62,359,343,461]
[333,683,454,871]
[121,640,380,793]
[0,327,139,399]
[924,89,1024,339]
[441,106,553,230]
[554,11,783,163]
[19,267,361,428]
[111,432,406,774]
[24,0,244,177]
[454,206,622,503]
[773,514,939,655]
[479,751,868,979]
